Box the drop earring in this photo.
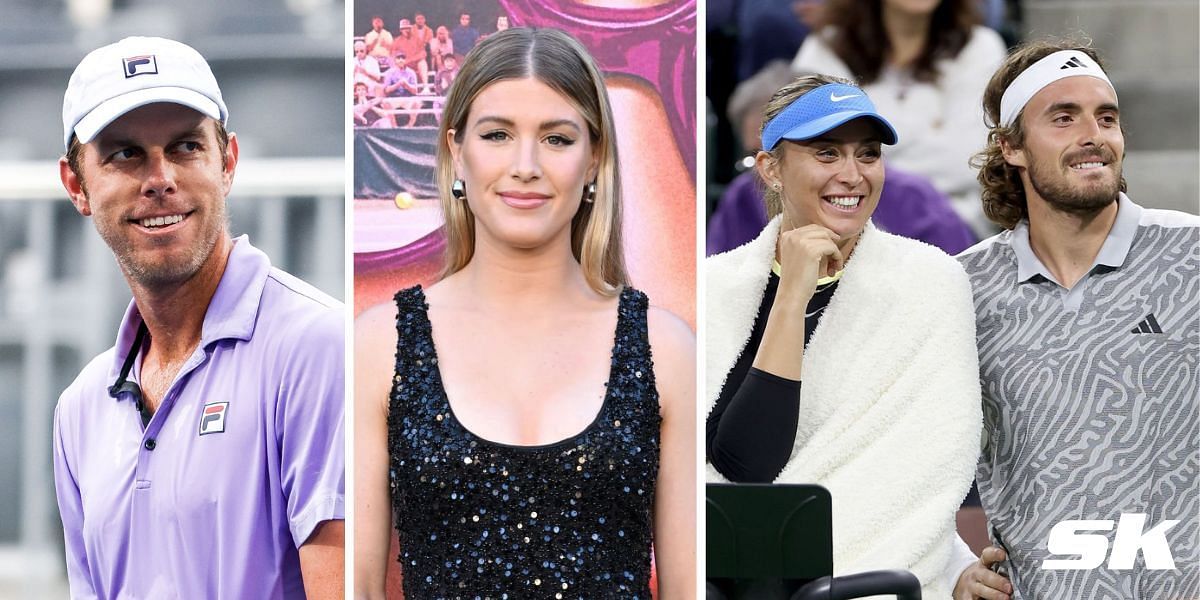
[584,182,596,203]
[451,179,466,200]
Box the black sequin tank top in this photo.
[388,286,661,599]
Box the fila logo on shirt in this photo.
[199,402,229,436]
[123,54,158,78]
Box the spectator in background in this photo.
[354,39,383,94]
[364,16,393,60]
[393,19,429,87]
[735,0,822,82]
[429,26,454,72]
[480,15,511,41]
[793,0,1007,237]
[708,61,975,255]
[793,0,826,29]
[382,50,422,128]
[432,53,460,123]
[434,53,460,96]
[354,82,390,128]
[452,12,480,56]
[413,13,434,50]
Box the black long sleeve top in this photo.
[705,271,838,482]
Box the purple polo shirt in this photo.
[53,236,345,599]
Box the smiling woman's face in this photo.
[759,118,885,239]
[448,77,597,253]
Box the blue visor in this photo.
[761,83,899,150]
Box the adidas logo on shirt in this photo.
[1131,313,1163,334]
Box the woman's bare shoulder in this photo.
[646,306,695,374]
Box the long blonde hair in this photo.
[435,27,627,295]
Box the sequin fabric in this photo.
[388,286,661,599]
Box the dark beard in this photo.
[1028,154,1121,217]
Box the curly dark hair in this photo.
[971,38,1127,229]
[821,0,980,85]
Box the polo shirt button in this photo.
[144,439,157,451]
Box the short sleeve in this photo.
[53,394,99,598]
[277,307,346,547]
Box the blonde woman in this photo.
[706,74,1003,598]
[355,28,695,599]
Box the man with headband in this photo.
[956,39,1198,598]
[52,37,345,598]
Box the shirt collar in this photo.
[1093,192,1141,268]
[107,235,270,381]
[1010,192,1140,283]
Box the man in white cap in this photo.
[53,36,345,598]
[392,18,428,85]
[354,38,383,92]
[955,39,1198,598]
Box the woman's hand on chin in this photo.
[776,224,843,303]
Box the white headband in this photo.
[999,50,1115,128]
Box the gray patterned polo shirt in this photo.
[958,193,1198,599]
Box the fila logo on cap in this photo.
[123,54,158,78]
[199,402,229,435]
[1060,56,1086,70]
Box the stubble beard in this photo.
[1027,153,1121,217]
[95,200,227,290]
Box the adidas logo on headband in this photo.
[1060,56,1086,70]
[998,50,1115,128]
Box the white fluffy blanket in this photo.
[705,217,982,597]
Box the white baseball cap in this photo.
[62,36,228,152]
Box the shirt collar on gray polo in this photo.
[1010,192,1141,286]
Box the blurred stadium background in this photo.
[707,0,1199,219]
[0,0,345,596]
